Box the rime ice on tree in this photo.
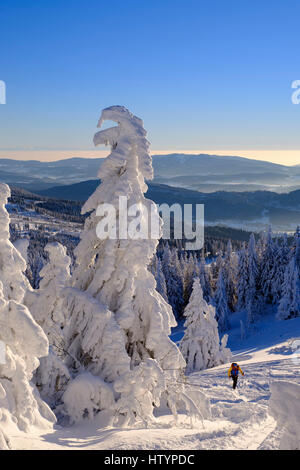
[0,184,30,303]
[63,106,203,425]
[72,106,181,369]
[0,184,55,448]
[25,242,72,409]
[180,277,231,373]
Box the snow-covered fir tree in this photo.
[214,267,230,332]
[161,244,184,318]
[237,242,248,311]
[277,257,300,320]
[26,242,71,341]
[271,234,290,305]
[62,106,201,425]
[149,254,168,302]
[155,257,168,302]
[259,227,276,305]
[199,250,212,303]
[182,252,199,306]
[0,184,55,448]
[211,252,224,289]
[292,226,300,269]
[246,233,260,325]
[25,242,72,409]
[0,185,31,302]
[222,239,237,311]
[180,278,231,373]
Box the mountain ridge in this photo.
[0,153,299,193]
[32,179,300,232]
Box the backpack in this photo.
[231,363,239,376]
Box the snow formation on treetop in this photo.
[93,105,152,189]
[0,183,30,302]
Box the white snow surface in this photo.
[7,310,300,450]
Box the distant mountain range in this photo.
[2,153,300,231]
[34,179,300,232]
[152,154,300,192]
[0,153,300,193]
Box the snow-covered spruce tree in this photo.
[277,257,300,320]
[26,242,71,341]
[222,239,237,311]
[256,231,267,263]
[180,278,231,373]
[156,257,168,302]
[25,242,72,409]
[148,254,168,302]
[63,106,202,425]
[214,267,230,332]
[211,252,224,288]
[182,253,199,306]
[292,226,300,269]
[272,234,290,304]
[0,184,55,448]
[161,244,184,319]
[0,185,30,303]
[236,242,248,311]
[199,250,212,303]
[246,233,260,325]
[259,227,276,305]
[26,240,47,289]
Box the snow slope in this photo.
[7,313,300,450]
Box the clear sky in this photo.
[0,0,300,164]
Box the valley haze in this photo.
[1,152,300,232]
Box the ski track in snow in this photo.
[9,354,297,450]
[9,314,300,450]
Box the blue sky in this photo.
[0,0,300,162]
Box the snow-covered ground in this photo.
[8,312,300,450]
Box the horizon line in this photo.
[0,149,299,166]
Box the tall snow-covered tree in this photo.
[277,258,300,320]
[214,267,230,331]
[259,227,276,304]
[246,233,260,325]
[292,226,300,269]
[25,242,72,409]
[62,106,199,425]
[211,252,224,282]
[237,242,248,311]
[0,184,55,448]
[161,244,184,318]
[222,239,237,311]
[272,234,290,304]
[180,278,231,373]
[182,252,199,306]
[26,242,71,345]
[199,250,212,303]
[26,242,71,342]
[149,254,168,302]
[0,185,30,303]
[155,257,168,302]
